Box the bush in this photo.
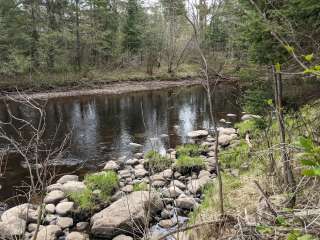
[176,144,207,158]
[175,155,205,174]
[84,171,119,200]
[145,150,173,172]
[220,140,249,169]
[69,189,95,211]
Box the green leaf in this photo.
[301,159,317,167]
[298,137,314,152]
[297,234,317,240]
[304,54,314,62]
[302,168,320,176]
[275,63,281,73]
[276,215,288,226]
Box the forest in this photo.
[0,0,320,240]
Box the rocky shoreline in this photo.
[0,114,257,240]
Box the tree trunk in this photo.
[30,0,39,72]
[272,65,296,207]
[46,0,56,71]
[75,0,81,71]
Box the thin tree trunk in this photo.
[30,0,39,72]
[272,65,296,207]
[75,0,81,71]
[46,0,56,71]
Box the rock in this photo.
[44,190,66,204]
[126,158,139,165]
[44,214,58,224]
[218,127,236,135]
[134,168,148,178]
[113,235,133,240]
[134,153,144,159]
[119,170,132,179]
[57,175,79,184]
[150,174,166,182]
[162,169,173,179]
[62,181,86,194]
[226,113,237,117]
[36,225,62,240]
[151,180,166,188]
[91,191,163,238]
[0,218,26,237]
[57,217,73,229]
[45,204,56,214]
[55,202,74,216]
[161,209,173,219]
[241,114,261,121]
[28,223,44,232]
[174,172,181,179]
[121,185,133,193]
[170,180,186,190]
[198,170,211,179]
[66,232,89,240]
[159,218,177,228]
[219,118,226,123]
[218,134,237,147]
[187,130,208,138]
[129,143,142,148]
[187,175,212,194]
[47,183,63,192]
[104,161,120,171]
[76,222,89,231]
[162,186,183,198]
[175,195,198,209]
[1,203,38,222]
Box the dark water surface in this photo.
[0,85,240,202]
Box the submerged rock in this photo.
[91,191,163,238]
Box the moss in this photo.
[176,144,208,158]
[175,155,205,174]
[133,182,148,191]
[69,189,95,211]
[84,171,119,201]
[145,150,173,172]
[220,140,250,169]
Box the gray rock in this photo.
[170,180,186,190]
[1,203,38,222]
[187,130,208,138]
[134,153,144,159]
[241,114,261,121]
[119,170,131,179]
[76,222,89,231]
[56,217,73,229]
[36,225,62,240]
[218,134,237,146]
[151,180,166,188]
[175,195,198,209]
[198,170,211,179]
[45,204,56,214]
[187,175,212,194]
[47,183,63,192]
[55,202,74,216]
[174,172,181,179]
[226,113,237,117]
[104,161,120,171]
[162,186,183,198]
[134,168,148,178]
[44,214,58,224]
[66,232,89,240]
[0,218,26,237]
[150,174,166,182]
[57,175,79,184]
[121,185,133,193]
[161,209,173,219]
[129,143,142,148]
[162,169,173,179]
[126,159,139,166]
[218,127,237,135]
[91,191,163,238]
[62,181,86,194]
[44,190,66,204]
[159,218,177,228]
[112,235,133,240]
[28,223,44,232]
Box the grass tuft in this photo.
[175,155,205,174]
[145,150,173,172]
[176,144,207,158]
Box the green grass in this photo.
[219,140,250,169]
[133,182,148,191]
[145,150,173,172]
[69,189,95,211]
[176,144,208,158]
[84,171,119,201]
[175,155,206,174]
[235,120,258,138]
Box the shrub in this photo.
[176,144,207,158]
[175,155,205,174]
[220,140,249,169]
[84,171,119,200]
[133,182,148,191]
[145,150,173,172]
[69,189,95,211]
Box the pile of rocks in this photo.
[0,126,239,240]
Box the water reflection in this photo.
[0,85,240,201]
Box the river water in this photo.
[0,85,240,202]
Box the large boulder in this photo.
[218,127,236,135]
[62,181,86,194]
[91,191,163,238]
[187,175,212,194]
[1,203,38,222]
[55,202,74,215]
[36,225,62,240]
[0,218,26,238]
[175,195,198,210]
[57,175,79,184]
[104,161,120,171]
[218,134,237,146]
[187,130,208,139]
[44,190,66,204]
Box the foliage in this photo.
[84,171,119,200]
[296,137,320,176]
[219,140,250,169]
[175,155,205,174]
[145,150,173,172]
[69,188,95,211]
[235,120,259,138]
[133,182,148,191]
[176,144,207,158]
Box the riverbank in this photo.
[1,78,204,100]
